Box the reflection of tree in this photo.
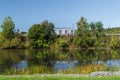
[74,50,96,65]
[27,49,120,67]
[73,49,120,66]
[0,58,13,72]
[27,50,56,67]
[54,49,77,62]
[0,50,27,73]
[27,49,80,67]
[95,49,120,63]
[0,49,119,74]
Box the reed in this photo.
[57,64,107,74]
[2,65,54,75]
[1,64,108,75]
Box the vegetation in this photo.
[0,75,120,80]
[0,16,120,76]
[0,16,120,49]
[0,49,119,75]
[28,20,55,49]
[0,17,27,49]
[73,17,105,48]
[1,17,15,40]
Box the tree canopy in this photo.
[0,16,119,49]
[1,16,15,40]
[28,20,55,49]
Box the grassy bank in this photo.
[2,64,107,75]
[0,75,120,80]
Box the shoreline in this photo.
[1,71,120,77]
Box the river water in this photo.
[0,49,120,74]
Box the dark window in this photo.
[71,30,73,34]
[65,30,67,34]
[59,30,61,35]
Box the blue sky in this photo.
[0,0,120,31]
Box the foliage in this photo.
[28,24,41,48]
[90,22,104,33]
[76,17,89,36]
[73,17,105,48]
[54,36,69,49]
[28,20,55,49]
[1,40,11,49]
[73,17,95,48]
[0,17,27,49]
[10,37,21,48]
[1,16,15,40]
[1,34,26,49]
[0,16,120,49]
[109,36,120,49]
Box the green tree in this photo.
[89,22,104,35]
[28,20,55,49]
[10,37,21,48]
[1,16,15,40]
[95,22,104,33]
[73,17,105,48]
[76,17,89,36]
[0,17,27,49]
[73,17,94,48]
[55,37,69,49]
[28,24,41,48]
[41,20,55,43]
[89,22,105,47]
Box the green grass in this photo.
[0,75,120,80]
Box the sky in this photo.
[0,0,120,32]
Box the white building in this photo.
[55,27,75,35]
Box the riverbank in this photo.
[23,71,120,77]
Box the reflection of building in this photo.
[55,28,75,35]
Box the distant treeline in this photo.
[0,16,120,49]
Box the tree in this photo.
[28,24,41,48]
[89,22,104,34]
[55,36,69,49]
[76,17,89,36]
[1,16,15,40]
[28,20,55,49]
[41,20,55,43]
[10,37,22,48]
[73,17,94,48]
[0,17,27,49]
[73,17,105,48]
[89,22,104,47]
[95,22,104,33]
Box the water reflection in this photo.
[54,60,78,71]
[14,60,27,70]
[0,49,119,74]
[107,60,120,67]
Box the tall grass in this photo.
[57,64,107,74]
[2,65,54,75]
[1,64,108,75]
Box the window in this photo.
[71,30,73,34]
[59,30,61,35]
[65,30,67,35]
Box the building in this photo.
[55,27,75,35]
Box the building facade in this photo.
[55,27,75,35]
